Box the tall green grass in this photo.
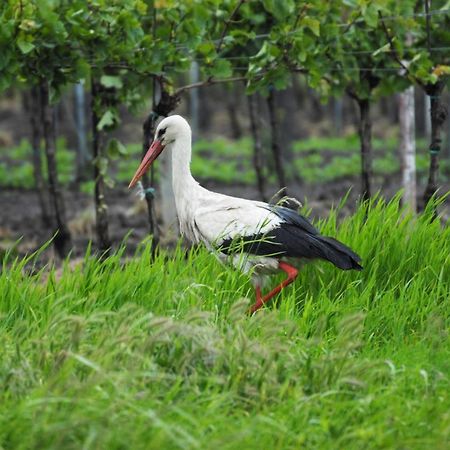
[1,198,449,449]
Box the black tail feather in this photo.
[314,235,363,271]
[219,219,363,272]
[263,205,363,271]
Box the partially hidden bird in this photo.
[129,115,362,313]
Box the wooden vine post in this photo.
[267,89,287,191]
[91,78,111,254]
[247,93,266,200]
[356,97,373,202]
[25,87,51,226]
[423,81,448,206]
[347,71,380,203]
[40,82,72,258]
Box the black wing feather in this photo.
[220,205,362,271]
[264,205,318,235]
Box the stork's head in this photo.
[128,115,190,189]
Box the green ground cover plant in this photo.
[1,136,448,191]
[1,197,449,449]
[0,138,74,188]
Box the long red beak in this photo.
[128,139,165,189]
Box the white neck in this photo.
[169,132,201,212]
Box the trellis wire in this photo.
[194,47,450,60]
[163,64,427,74]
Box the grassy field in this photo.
[2,134,448,191]
[1,198,449,449]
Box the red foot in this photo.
[249,262,299,314]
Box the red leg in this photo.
[249,262,299,314]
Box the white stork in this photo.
[129,115,362,313]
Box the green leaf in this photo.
[432,65,450,77]
[263,0,294,20]
[0,76,11,93]
[104,176,115,189]
[363,4,378,28]
[49,84,62,104]
[210,59,232,78]
[75,59,91,79]
[97,110,115,130]
[107,138,128,159]
[372,42,391,57]
[303,17,320,37]
[410,53,422,64]
[19,20,38,32]
[98,157,109,176]
[135,0,147,15]
[100,75,123,89]
[197,42,215,56]
[17,39,35,54]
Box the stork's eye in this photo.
[158,127,167,139]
